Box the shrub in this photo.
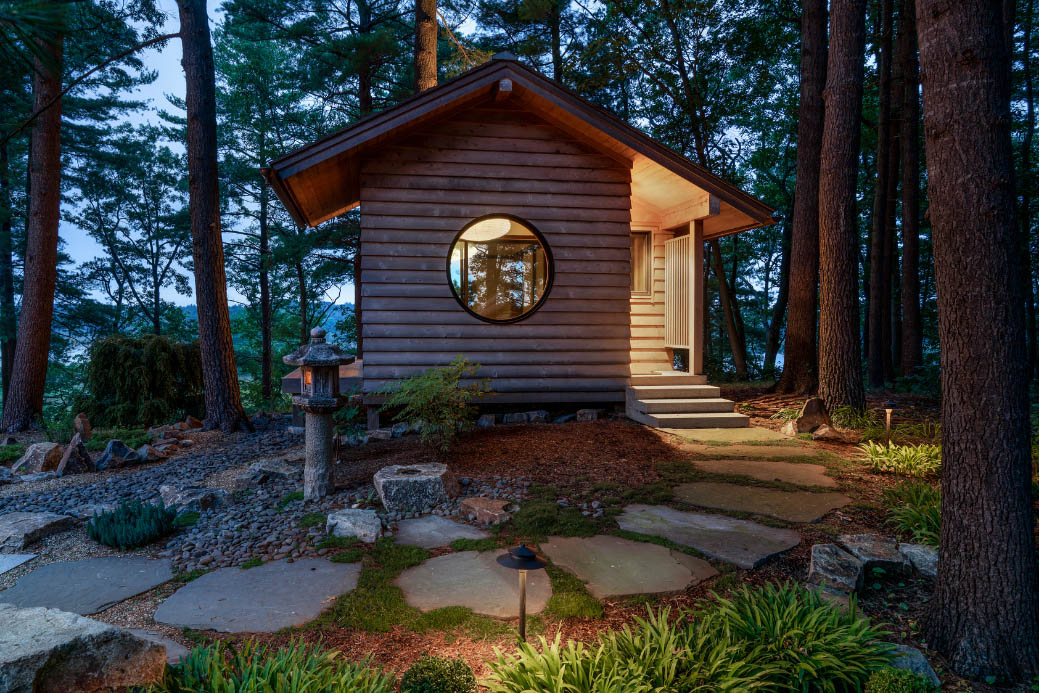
[377,356,490,451]
[86,428,152,452]
[76,334,204,428]
[860,441,941,477]
[510,500,597,539]
[87,500,178,550]
[0,443,26,466]
[770,405,802,421]
[866,667,940,693]
[143,639,395,692]
[884,481,941,547]
[400,656,476,693]
[833,406,881,430]
[173,511,199,528]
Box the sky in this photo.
[61,0,356,308]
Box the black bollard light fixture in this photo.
[497,544,548,641]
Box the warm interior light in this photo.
[461,217,511,242]
[303,369,312,386]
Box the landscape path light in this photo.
[283,327,354,501]
[497,544,548,642]
[885,408,894,444]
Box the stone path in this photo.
[680,443,824,459]
[154,558,360,632]
[395,551,551,618]
[395,516,489,549]
[0,553,34,575]
[691,459,838,488]
[0,557,172,615]
[616,504,800,569]
[0,511,75,550]
[541,535,717,599]
[674,482,850,523]
[662,427,792,443]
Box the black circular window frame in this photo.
[445,214,555,325]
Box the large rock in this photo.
[0,604,165,692]
[55,433,94,477]
[373,463,457,513]
[0,557,172,615]
[94,440,141,470]
[159,485,227,512]
[889,644,941,687]
[811,424,846,442]
[248,457,300,482]
[838,534,910,574]
[0,512,75,551]
[11,443,63,474]
[899,543,938,579]
[326,508,382,543]
[674,482,851,523]
[73,412,92,442]
[128,629,189,666]
[135,445,164,463]
[395,516,489,549]
[794,397,830,433]
[807,544,863,594]
[154,559,360,633]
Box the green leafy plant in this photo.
[377,356,490,451]
[400,656,476,693]
[832,406,881,430]
[860,441,941,477]
[0,443,26,466]
[770,405,802,421]
[318,534,359,550]
[87,500,178,550]
[86,428,152,452]
[866,667,940,693]
[884,481,941,547]
[173,511,199,528]
[299,512,326,528]
[544,564,602,620]
[277,491,304,510]
[240,558,262,570]
[142,639,395,692]
[330,549,364,563]
[509,500,597,539]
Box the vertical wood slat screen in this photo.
[664,235,690,349]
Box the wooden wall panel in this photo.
[359,104,632,404]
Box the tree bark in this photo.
[898,0,922,376]
[884,53,902,380]
[358,0,373,116]
[1017,0,1037,379]
[708,239,748,378]
[414,0,437,93]
[550,0,563,83]
[177,0,250,432]
[868,0,894,388]
[916,0,1038,681]
[763,219,792,378]
[296,261,308,345]
[259,183,272,406]
[0,35,63,431]
[775,0,827,395]
[817,0,867,413]
[0,140,15,404]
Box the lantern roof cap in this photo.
[496,544,548,571]
[282,327,355,367]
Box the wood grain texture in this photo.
[359,104,632,403]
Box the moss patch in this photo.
[298,512,326,528]
[542,563,603,620]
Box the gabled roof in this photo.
[262,54,775,238]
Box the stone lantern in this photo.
[283,327,354,500]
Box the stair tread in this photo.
[632,397,733,404]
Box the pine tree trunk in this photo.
[550,1,563,83]
[0,140,15,404]
[259,184,272,406]
[868,0,894,388]
[775,0,827,395]
[0,36,63,431]
[178,0,250,432]
[882,85,901,380]
[1018,0,1037,379]
[709,240,748,378]
[358,0,373,116]
[763,219,792,378]
[898,0,922,376]
[817,0,867,413]
[917,0,1038,680]
[414,0,437,93]
[296,261,308,345]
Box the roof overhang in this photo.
[263,56,775,239]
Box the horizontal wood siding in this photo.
[630,228,674,372]
[359,104,632,404]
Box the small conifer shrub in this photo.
[400,656,476,693]
[87,500,178,550]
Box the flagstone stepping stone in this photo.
[681,444,824,459]
[0,511,75,551]
[395,515,489,549]
[662,427,791,443]
[692,459,838,488]
[154,559,360,632]
[128,629,190,665]
[616,504,800,569]
[395,551,551,618]
[0,557,173,615]
[674,482,850,523]
[0,554,34,576]
[541,535,717,598]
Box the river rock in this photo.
[11,443,63,474]
[576,408,604,422]
[0,466,17,485]
[477,414,496,428]
[373,463,457,513]
[0,603,165,692]
[94,440,141,470]
[326,508,381,543]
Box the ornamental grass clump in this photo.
[860,441,942,477]
[142,639,395,693]
[884,481,941,547]
[87,500,178,550]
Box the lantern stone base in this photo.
[373,463,458,513]
[303,412,334,501]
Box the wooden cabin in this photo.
[265,53,774,430]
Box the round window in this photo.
[448,216,552,323]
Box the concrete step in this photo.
[629,397,736,414]
[627,410,750,429]
[628,384,721,399]
[629,373,709,386]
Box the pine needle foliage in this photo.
[378,356,490,451]
[77,334,204,427]
[141,639,396,693]
[87,500,178,550]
